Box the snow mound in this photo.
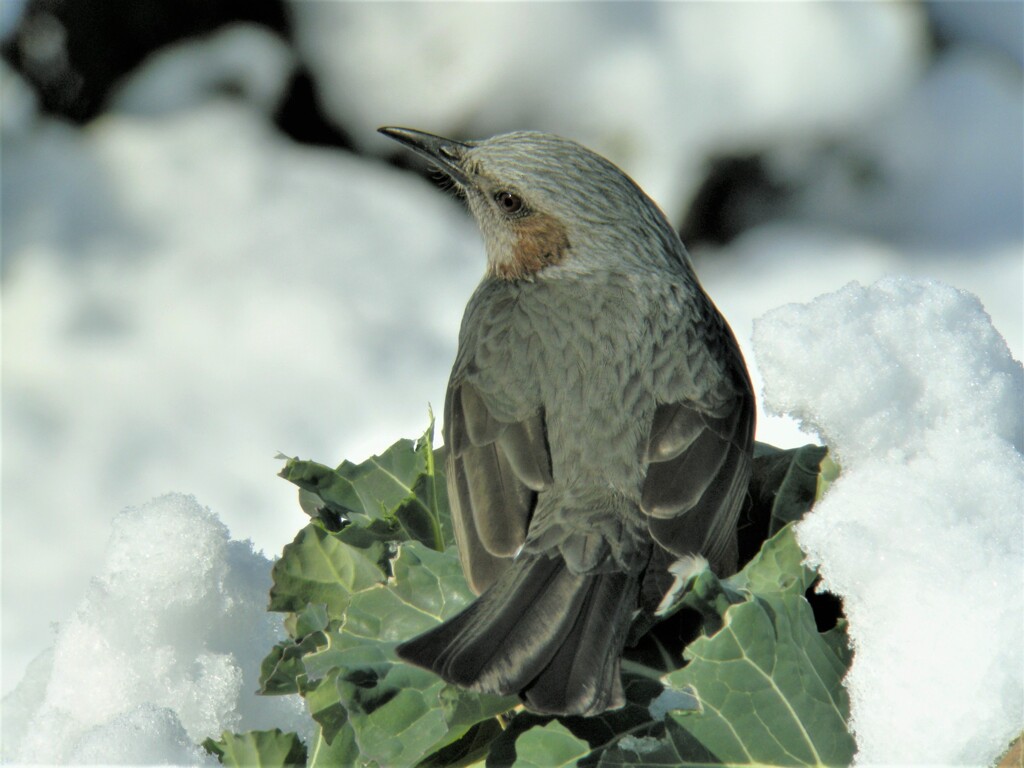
[753,277,1024,765]
[1,493,305,764]
[755,277,1023,465]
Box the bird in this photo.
[378,126,755,717]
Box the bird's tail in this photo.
[395,553,638,717]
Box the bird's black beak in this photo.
[378,127,472,187]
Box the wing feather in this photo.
[641,327,755,574]
[445,381,550,594]
[448,448,508,594]
[497,413,552,492]
[461,384,506,446]
[645,402,704,463]
[462,441,533,557]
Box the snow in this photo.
[109,24,294,118]
[2,5,1022,764]
[928,0,1024,66]
[2,89,479,703]
[1,493,306,763]
[754,277,1024,766]
[777,48,1024,250]
[756,279,1023,463]
[696,226,1023,452]
[0,0,26,41]
[291,1,926,218]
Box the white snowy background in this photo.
[2,1,1022,764]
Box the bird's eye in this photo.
[494,191,524,215]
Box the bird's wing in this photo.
[640,305,755,572]
[444,379,552,594]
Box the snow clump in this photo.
[1,493,306,764]
[753,276,1024,765]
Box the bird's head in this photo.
[379,127,684,281]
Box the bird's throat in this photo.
[489,213,571,281]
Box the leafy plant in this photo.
[202,729,307,767]
[206,422,849,767]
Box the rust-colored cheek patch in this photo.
[492,213,571,281]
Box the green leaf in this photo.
[302,667,351,744]
[738,443,828,569]
[816,450,841,501]
[299,635,460,764]
[267,423,516,765]
[661,590,855,766]
[292,602,330,637]
[202,729,306,767]
[306,721,361,768]
[512,721,591,768]
[602,526,851,766]
[259,604,330,695]
[489,675,666,766]
[749,443,829,535]
[652,524,812,628]
[346,678,451,766]
[279,420,452,551]
[300,542,516,765]
[344,543,480,642]
[593,718,726,767]
[822,618,853,670]
[268,524,387,618]
[258,630,321,696]
[417,718,505,768]
[728,525,817,597]
[769,444,830,534]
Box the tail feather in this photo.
[522,570,637,715]
[395,554,636,716]
[440,555,589,693]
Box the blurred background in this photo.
[2,0,1021,698]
